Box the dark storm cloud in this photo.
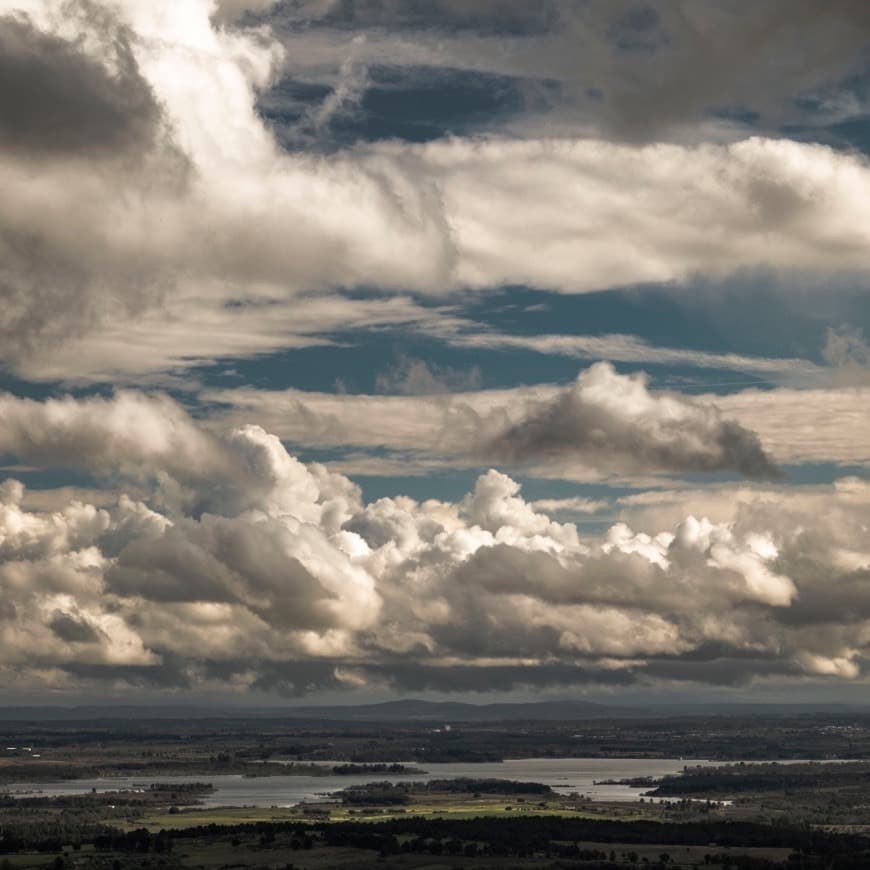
[0,8,162,157]
[263,0,870,142]
[600,0,870,141]
[49,611,103,644]
[63,654,195,690]
[643,656,799,687]
[790,581,870,626]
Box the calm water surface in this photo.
[3,758,721,807]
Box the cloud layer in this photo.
[265,0,870,141]
[1,0,868,704]
[485,363,781,479]
[211,360,866,482]
[2,0,870,378]
[0,391,866,697]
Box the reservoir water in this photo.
[3,757,719,807]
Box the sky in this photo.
[1,0,870,706]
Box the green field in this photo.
[132,797,641,831]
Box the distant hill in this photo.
[281,699,647,721]
[0,699,641,722]
[0,699,865,722]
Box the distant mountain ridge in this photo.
[0,699,639,722]
[283,699,645,721]
[0,699,863,722]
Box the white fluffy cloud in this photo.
[1,0,870,376]
[0,391,229,480]
[0,391,866,696]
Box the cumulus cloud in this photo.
[210,364,781,480]
[212,366,870,478]
[0,390,865,696]
[0,391,372,526]
[0,414,375,679]
[0,391,230,482]
[486,363,781,479]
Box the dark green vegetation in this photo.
[645,760,870,826]
[1,806,867,868]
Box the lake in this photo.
[2,757,720,807]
